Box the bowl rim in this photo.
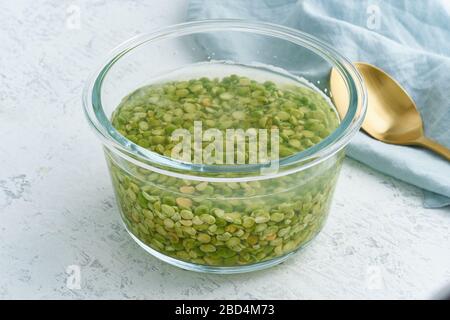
[83,19,366,180]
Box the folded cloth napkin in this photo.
[187,0,450,208]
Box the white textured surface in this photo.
[0,0,448,299]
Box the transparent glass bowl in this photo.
[83,20,366,273]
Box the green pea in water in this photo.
[106,63,343,267]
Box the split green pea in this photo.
[107,75,343,267]
[111,75,339,161]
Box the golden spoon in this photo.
[330,62,450,161]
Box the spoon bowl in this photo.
[330,62,450,161]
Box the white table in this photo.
[0,0,448,299]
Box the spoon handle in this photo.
[415,137,450,161]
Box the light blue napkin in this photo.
[187,0,450,208]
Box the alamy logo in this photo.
[171,121,280,174]
[66,4,81,30]
[66,265,81,290]
[366,4,381,30]
[365,265,384,290]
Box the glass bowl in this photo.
[83,20,366,273]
